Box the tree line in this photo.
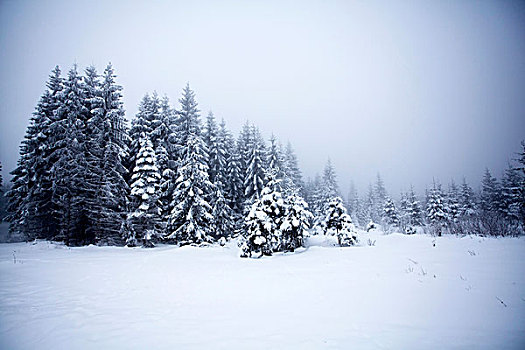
[2,63,524,255]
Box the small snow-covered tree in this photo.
[406,185,423,227]
[383,197,399,228]
[324,196,358,246]
[241,174,285,257]
[426,181,446,235]
[211,188,234,241]
[280,194,313,252]
[459,178,476,218]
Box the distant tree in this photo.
[426,181,446,236]
[244,126,266,203]
[480,168,501,213]
[406,185,423,226]
[383,197,399,228]
[459,178,476,218]
[345,181,360,225]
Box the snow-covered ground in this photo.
[0,232,524,349]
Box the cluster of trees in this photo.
[308,147,524,237]
[3,63,523,253]
[4,64,358,254]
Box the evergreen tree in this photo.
[514,141,525,224]
[426,181,446,235]
[167,134,214,244]
[127,137,162,247]
[95,63,130,244]
[51,64,96,245]
[281,193,313,252]
[406,185,423,226]
[459,178,476,218]
[244,126,266,203]
[480,168,501,213]
[283,142,303,195]
[374,173,388,223]
[445,181,460,224]
[6,66,63,240]
[158,95,178,225]
[241,173,285,257]
[345,181,360,225]
[203,111,219,182]
[211,187,234,241]
[224,139,244,215]
[501,164,521,221]
[383,197,399,227]
[323,196,358,246]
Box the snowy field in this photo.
[0,232,524,350]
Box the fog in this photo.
[1,0,524,196]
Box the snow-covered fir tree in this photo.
[211,187,234,241]
[127,137,162,247]
[224,139,244,216]
[500,164,521,221]
[280,193,313,252]
[374,174,388,224]
[459,178,476,218]
[345,181,360,226]
[426,181,446,236]
[243,126,266,203]
[445,181,460,224]
[6,66,63,240]
[406,185,423,227]
[479,168,499,213]
[167,87,214,245]
[241,172,285,257]
[283,142,304,195]
[383,197,399,228]
[323,196,358,246]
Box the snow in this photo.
[1,232,524,349]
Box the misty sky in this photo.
[1,0,524,196]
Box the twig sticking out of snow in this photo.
[408,258,418,265]
[468,250,477,256]
[496,297,507,307]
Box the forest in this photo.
[1,64,524,257]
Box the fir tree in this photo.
[426,181,446,236]
[445,181,460,224]
[406,185,422,226]
[374,173,388,223]
[127,137,162,247]
[501,164,521,221]
[459,178,476,218]
[6,66,64,240]
[480,168,501,213]
[323,196,358,246]
[383,197,399,227]
[241,173,285,257]
[167,135,214,245]
[280,193,313,252]
[244,126,266,203]
[283,142,303,195]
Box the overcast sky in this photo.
[1,0,524,196]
